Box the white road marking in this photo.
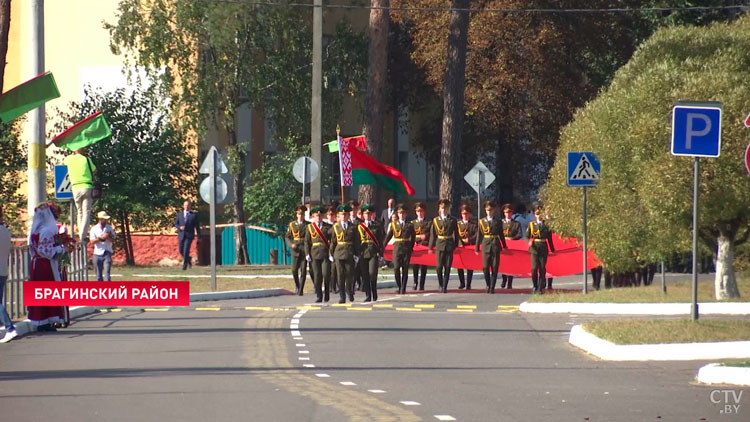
[303,364,315,368]
[296,343,306,347]
[291,319,300,324]
[434,416,457,421]
[400,401,421,406]
[299,357,310,361]
[340,381,357,386]
[298,350,309,354]
[293,336,303,340]
[290,324,299,329]
[368,390,387,394]
[315,374,330,378]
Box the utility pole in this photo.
[27,0,46,215]
[310,0,322,204]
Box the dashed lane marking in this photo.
[435,415,457,421]
[400,401,421,406]
[297,306,321,310]
[447,309,473,313]
[457,305,477,309]
[368,390,387,394]
[340,381,357,386]
[315,374,331,378]
[414,304,435,308]
[347,307,372,311]
[143,308,169,311]
[195,307,220,311]
[246,306,271,311]
[396,308,422,312]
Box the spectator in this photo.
[0,206,18,343]
[89,211,116,281]
[27,203,67,332]
[63,148,96,239]
[176,201,201,270]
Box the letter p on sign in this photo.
[671,102,722,158]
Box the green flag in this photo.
[50,111,112,151]
[0,72,60,122]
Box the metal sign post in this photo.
[199,146,230,292]
[671,101,722,321]
[293,156,320,205]
[567,152,600,294]
[464,161,495,214]
[582,186,588,294]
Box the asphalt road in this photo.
[0,274,746,421]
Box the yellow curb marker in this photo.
[245,306,272,311]
[144,308,169,312]
[297,306,321,310]
[414,304,435,309]
[396,308,421,312]
[347,307,372,311]
[373,304,393,308]
[457,305,477,309]
[447,309,473,313]
[196,307,221,311]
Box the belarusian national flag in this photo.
[49,111,112,151]
[338,136,415,195]
[0,71,61,122]
[327,135,367,152]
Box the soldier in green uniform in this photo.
[411,201,431,290]
[286,205,308,296]
[305,206,331,303]
[358,205,384,302]
[500,203,522,289]
[429,199,459,293]
[383,204,415,294]
[456,203,477,290]
[526,205,555,293]
[348,200,364,292]
[475,200,508,294]
[324,205,338,294]
[330,204,361,303]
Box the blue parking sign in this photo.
[671,102,722,157]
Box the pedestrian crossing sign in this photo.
[567,152,600,187]
[54,165,73,200]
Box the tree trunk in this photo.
[714,227,740,299]
[0,0,10,92]
[118,218,130,265]
[124,212,135,265]
[494,125,514,204]
[228,124,249,265]
[438,0,469,211]
[359,0,390,206]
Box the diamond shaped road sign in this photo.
[464,161,495,194]
[199,146,229,174]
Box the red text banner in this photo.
[23,281,190,306]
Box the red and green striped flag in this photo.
[326,135,367,152]
[338,136,415,195]
[0,71,61,123]
[49,111,112,151]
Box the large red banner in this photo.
[24,281,190,306]
[383,234,601,277]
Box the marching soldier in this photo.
[286,205,308,296]
[348,200,364,292]
[383,204,415,294]
[411,201,431,290]
[526,205,555,293]
[475,200,508,294]
[358,205,384,302]
[305,206,331,303]
[429,199,459,293]
[457,204,477,290]
[323,205,338,294]
[330,204,361,303]
[500,203,522,289]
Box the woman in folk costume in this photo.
[27,203,67,332]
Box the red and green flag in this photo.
[0,71,61,123]
[326,135,367,152]
[48,111,112,151]
[338,136,415,195]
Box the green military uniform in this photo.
[457,217,477,289]
[322,216,337,294]
[286,213,308,296]
[357,206,384,302]
[526,219,555,293]
[383,214,415,294]
[475,217,508,293]
[411,217,431,290]
[429,212,459,293]
[330,213,361,303]
[501,217,522,289]
[350,213,364,292]
[304,213,330,303]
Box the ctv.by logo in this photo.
[710,389,743,414]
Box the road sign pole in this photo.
[691,157,699,321]
[582,186,588,294]
[477,171,483,216]
[301,157,307,205]
[210,148,217,292]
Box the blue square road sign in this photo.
[671,102,722,157]
[567,152,600,187]
[54,165,73,200]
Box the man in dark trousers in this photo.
[500,203,523,289]
[456,203,477,290]
[330,204,361,303]
[411,201,431,290]
[358,205,384,302]
[304,206,330,303]
[286,205,308,295]
[176,200,201,270]
[526,205,556,293]
[429,199,459,293]
[475,200,508,294]
[383,204,415,294]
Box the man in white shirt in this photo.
[89,210,116,281]
[0,206,18,343]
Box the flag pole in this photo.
[337,125,345,204]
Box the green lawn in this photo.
[721,361,750,367]
[528,274,748,303]
[583,319,750,344]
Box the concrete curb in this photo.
[568,324,750,361]
[696,363,750,386]
[520,301,750,315]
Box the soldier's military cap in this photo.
[533,204,544,214]
[502,203,514,213]
[361,204,374,213]
[337,204,352,213]
[483,200,497,209]
[437,199,451,207]
[459,204,472,213]
[414,201,426,211]
[295,205,307,213]
[310,206,323,215]
[396,203,408,213]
